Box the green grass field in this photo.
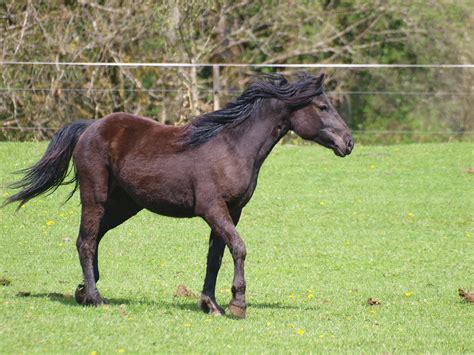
[0,141,473,353]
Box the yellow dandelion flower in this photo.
[289,293,296,300]
[296,329,305,335]
[267,322,272,326]
[319,201,326,206]
[118,349,125,353]
[307,294,314,300]
[404,291,413,297]
[46,220,55,226]
[91,352,97,355]
[288,323,295,328]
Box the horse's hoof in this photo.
[75,284,86,304]
[74,284,104,306]
[228,302,247,319]
[198,295,225,316]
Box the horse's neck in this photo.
[227,103,289,168]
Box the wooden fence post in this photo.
[213,65,220,111]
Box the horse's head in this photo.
[288,74,354,157]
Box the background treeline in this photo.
[0,0,472,143]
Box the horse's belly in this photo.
[125,187,195,218]
[116,166,196,218]
[145,201,195,218]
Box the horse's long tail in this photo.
[5,120,93,208]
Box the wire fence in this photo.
[1,87,473,96]
[1,62,473,142]
[1,61,473,68]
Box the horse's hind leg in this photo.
[199,209,242,315]
[92,186,142,283]
[76,183,142,305]
[75,202,106,305]
[74,164,108,306]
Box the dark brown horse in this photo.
[6,73,353,318]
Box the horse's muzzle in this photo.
[313,130,354,157]
[333,134,354,157]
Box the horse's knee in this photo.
[231,240,246,261]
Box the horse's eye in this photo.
[318,104,329,112]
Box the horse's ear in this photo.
[309,73,325,92]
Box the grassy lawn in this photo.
[0,141,473,353]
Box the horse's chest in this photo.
[221,166,259,208]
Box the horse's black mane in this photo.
[180,73,325,147]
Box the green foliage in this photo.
[1,142,473,352]
[0,1,472,142]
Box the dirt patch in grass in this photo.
[174,284,196,298]
[459,289,474,303]
[367,298,381,306]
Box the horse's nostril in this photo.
[347,138,354,150]
[345,138,354,154]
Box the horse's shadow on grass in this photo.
[19,292,319,312]
[17,292,77,306]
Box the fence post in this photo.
[213,64,220,111]
[190,60,199,115]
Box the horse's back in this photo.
[98,112,181,153]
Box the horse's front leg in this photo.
[199,209,242,316]
[200,202,247,318]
